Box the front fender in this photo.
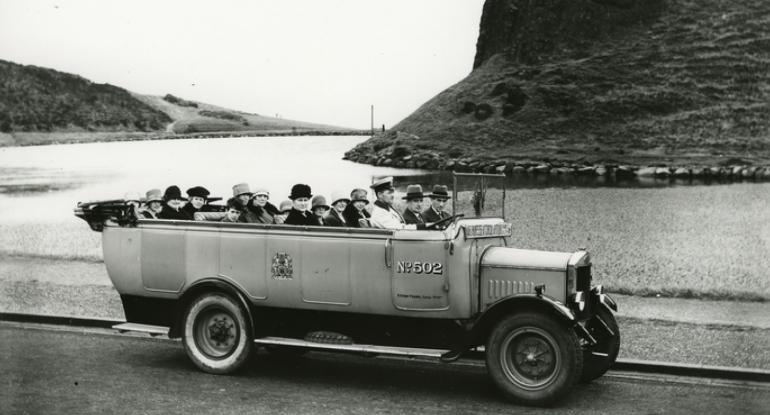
[470,294,575,344]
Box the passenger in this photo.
[124,192,143,219]
[310,195,330,226]
[182,186,211,220]
[239,189,281,224]
[222,198,243,222]
[193,197,242,222]
[231,183,253,210]
[274,200,293,224]
[401,184,426,225]
[284,184,315,226]
[342,188,371,228]
[325,191,350,227]
[369,177,426,230]
[139,188,163,219]
[158,185,189,220]
[422,184,451,224]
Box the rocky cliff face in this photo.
[346,0,770,170]
[474,0,663,68]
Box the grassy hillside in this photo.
[347,0,770,169]
[132,94,344,134]
[0,59,170,133]
[0,59,355,146]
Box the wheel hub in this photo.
[208,317,235,346]
[500,327,561,390]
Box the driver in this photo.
[422,184,451,224]
[369,177,432,230]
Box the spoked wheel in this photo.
[580,305,620,383]
[486,312,582,406]
[182,293,253,374]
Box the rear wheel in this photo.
[486,312,583,406]
[182,293,253,374]
[580,306,620,382]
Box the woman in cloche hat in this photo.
[139,188,164,219]
[310,195,330,226]
[158,185,189,220]
[325,191,351,227]
[182,186,211,220]
[240,188,282,224]
[342,188,370,227]
[284,184,316,226]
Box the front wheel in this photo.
[486,312,583,406]
[182,293,253,374]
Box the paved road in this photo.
[1,324,768,415]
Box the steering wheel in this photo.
[426,214,464,230]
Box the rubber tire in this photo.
[580,306,620,383]
[486,312,583,407]
[182,293,253,374]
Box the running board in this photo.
[113,323,169,336]
[254,336,450,359]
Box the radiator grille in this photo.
[576,265,592,292]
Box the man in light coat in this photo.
[369,177,432,230]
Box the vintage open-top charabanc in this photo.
[74,173,619,406]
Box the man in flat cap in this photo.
[370,177,431,230]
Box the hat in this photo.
[278,200,293,213]
[232,183,252,197]
[350,188,369,204]
[187,186,210,200]
[428,184,451,200]
[124,192,142,203]
[330,191,350,206]
[163,185,187,201]
[402,184,425,201]
[144,188,163,204]
[289,183,312,200]
[311,195,329,210]
[253,188,270,197]
[370,176,394,193]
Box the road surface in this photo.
[1,323,767,414]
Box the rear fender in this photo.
[170,278,255,338]
[470,294,576,344]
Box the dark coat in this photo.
[284,208,315,226]
[422,206,450,223]
[342,204,370,228]
[239,202,280,224]
[141,210,158,219]
[403,209,425,225]
[159,205,189,220]
[325,209,347,227]
[180,203,199,220]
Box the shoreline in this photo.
[343,148,770,183]
[0,129,371,148]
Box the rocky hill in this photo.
[345,0,770,173]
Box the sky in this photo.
[0,0,485,129]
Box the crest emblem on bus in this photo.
[271,252,293,280]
